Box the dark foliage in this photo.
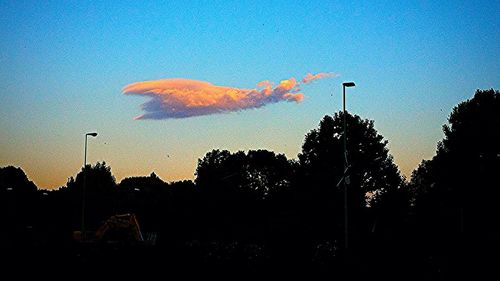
[66,162,117,230]
[1,166,38,247]
[1,89,497,278]
[411,89,500,232]
[297,112,408,244]
[410,89,500,276]
[195,149,295,242]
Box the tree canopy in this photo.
[411,89,500,233]
[296,112,408,241]
[195,149,294,201]
[0,166,37,193]
[299,112,405,210]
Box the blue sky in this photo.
[1,0,498,189]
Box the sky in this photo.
[0,0,498,189]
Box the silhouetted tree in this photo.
[196,149,247,200]
[0,166,38,246]
[411,89,500,234]
[120,172,167,191]
[164,180,199,243]
[408,89,500,277]
[118,172,170,232]
[298,113,406,241]
[246,149,295,199]
[66,162,117,230]
[195,149,294,241]
[67,161,116,193]
[196,149,294,201]
[0,166,37,193]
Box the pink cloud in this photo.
[123,73,334,119]
[302,72,338,84]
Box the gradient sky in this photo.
[1,0,498,189]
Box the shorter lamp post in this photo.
[81,132,97,240]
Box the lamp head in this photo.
[343,82,356,87]
[86,132,98,137]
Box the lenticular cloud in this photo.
[123,73,335,119]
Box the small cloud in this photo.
[302,72,338,84]
[123,73,335,119]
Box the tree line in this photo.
[1,89,498,277]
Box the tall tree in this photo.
[66,162,117,229]
[195,149,294,240]
[411,89,500,233]
[0,166,38,243]
[298,112,406,237]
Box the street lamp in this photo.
[342,82,355,250]
[81,132,97,240]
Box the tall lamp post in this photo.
[342,82,355,250]
[81,132,97,240]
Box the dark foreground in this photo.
[2,233,496,280]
